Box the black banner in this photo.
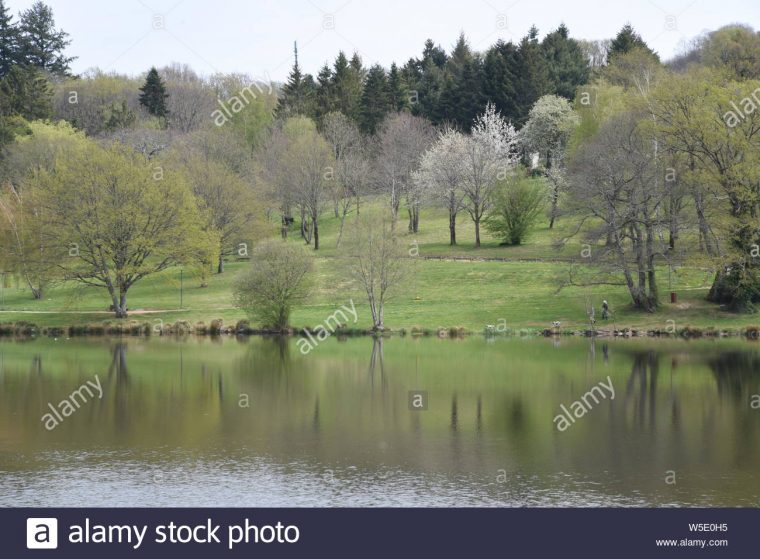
[3,508,753,558]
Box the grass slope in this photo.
[0,203,755,332]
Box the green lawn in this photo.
[1,203,757,333]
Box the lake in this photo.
[1,335,759,507]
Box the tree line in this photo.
[1,3,759,324]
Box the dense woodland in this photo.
[1,0,759,328]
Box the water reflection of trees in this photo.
[707,351,760,402]
[107,342,130,433]
[625,351,660,430]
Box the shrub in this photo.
[485,172,547,245]
[233,240,314,330]
[209,319,224,335]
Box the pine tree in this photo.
[331,51,363,120]
[608,24,658,61]
[18,1,74,76]
[275,42,316,119]
[0,64,52,120]
[314,63,333,121]
[439,34,484,129]
[541,24,589,99]
[512,26,550,126]
[359,64,390,134]
[0,0,21,77]
[482,40,519,123]
[386,63,409,111]
[139,67,169,120]
[402,39,447,122]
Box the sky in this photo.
[6,0,760,81]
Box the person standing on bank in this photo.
[601,300,609,320]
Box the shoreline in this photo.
[1,320,758,341]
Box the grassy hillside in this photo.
[0,202,756,333]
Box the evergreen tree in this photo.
[439,33,483,129]
[18,1,74,76]
[608,24,658,61]
[402,39,448,122]
[512,26,551,125]
[331,51,363,120]
[139,67,169,120]
[421,39,447,68]
[482,40,519,123]
[359,64,390,134]
[0,0,20,77]
[541,23,589,99]
[0,64,52,120]
[275,42,316,119]
[314,63,333,121]
[386,63,409,111]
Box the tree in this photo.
[139,67,169,122]
[233,240,314,330]
[275,42,316,118]
[0,64,52,120]
[0,0,21,77]
[331,51,363,121]
[162,65,216,133]
[519,94,579,228]
[374,112,434,230]
[689,24,760,80]
[0,121,81,299]
[386,63,409,112]
[578,39,611,71]
[358,64,390,134]
[321,111,368,244]
[53,71,142,136]
[608,24,658,62]
[36,140,208,318]
[18,1,74,76]
[439,33,483,129]
[512,26,551,125]
[342,209,410,331]
[485,172,547,245]
[652,71,760,310]
[541,24,589,99]
[209,72,276,148]
[482,40,519,123]
[414,126,467,245]
[566,112,666,312]
[281,116,334,250]
[182,157,258,273]
[460,103,519,247]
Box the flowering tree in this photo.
[460,103,519,247]
[414,127,468,245]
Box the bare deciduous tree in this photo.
[374,112,434,231]
[342,210,411,331]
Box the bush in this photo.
[209,318,224,335]
[485,172,547,245]
[233,240,314,330]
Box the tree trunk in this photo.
[313,215,319,250]
[217,254,224,274]
[449,210,457,246]
[474,216,481,248]
[549,183,559,229]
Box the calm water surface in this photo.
[1,335,759,507]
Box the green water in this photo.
[1,335,759,507]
